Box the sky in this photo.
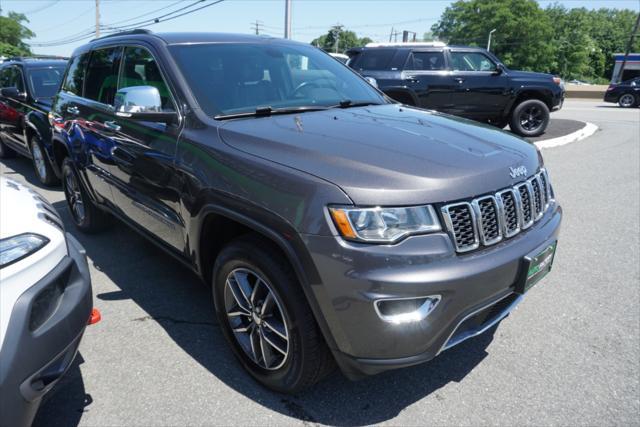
[1,0,639,56]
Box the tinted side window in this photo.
[450,52,496,72]
[29,68,66,98]
[1,67,25,92]
[62,53,90,96]
[118,46,174,111]
[406,51,445,71]
[84,47,122,105]
[350,49,397,71]
[0,67,11,88]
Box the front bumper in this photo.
[302,203,562,379]
[0,233,92,427]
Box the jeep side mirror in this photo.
[492,64,505,75]
[0,87,27,101]
[114,85,177,123]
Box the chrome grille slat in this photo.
[442,171,553,253]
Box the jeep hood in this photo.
[507,69,554,81]
[219,105,540,205]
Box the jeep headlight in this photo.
[0,233,49,268]
[329,205,441,243]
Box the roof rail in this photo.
[365,41,447,48]
[91,28,152,42]
[6,55,69,61]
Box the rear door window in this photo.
[1,66,25,92]
[84,47,122,105]
[62,53,90,96]
[118,46,175,111]
[406,51,445,71]
[450,51,497,72]
[350,49,397,70]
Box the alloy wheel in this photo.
[619,94,635,107]
[31,139,47,180]
[64,168,85,223]
[224,268,290,370]
[519,105,544,131]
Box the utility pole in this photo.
[618,12,640,82]
[95,0,100,38]
[487,28,496,51]
[284,0,292,39]
[251,20,263,35]
[389,27,394,42]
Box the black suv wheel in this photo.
[212,235,334,393]
[509,99,550,137]
[62,157,110,233]
[30,135,59,186]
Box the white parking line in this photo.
[534,122,599,149]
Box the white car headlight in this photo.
[329,205,441,243]
[0,233,49,268]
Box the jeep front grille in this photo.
[441,169,553,253]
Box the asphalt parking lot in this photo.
[1,99,638,426]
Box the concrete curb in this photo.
[534,122,598,149]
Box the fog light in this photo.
[374,295,440,324]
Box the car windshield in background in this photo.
[28,67,65,98]
[169,42,386,117]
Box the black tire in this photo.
[0,134,16,158]
[618,93,637,108]
[212,235,334,393]
[30,134,59,186]
[509,99,550,137]
[62,157,110,233]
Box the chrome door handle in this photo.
[103,121,121,132]
[66,106,79,115]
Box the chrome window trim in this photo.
[441,202,479,253]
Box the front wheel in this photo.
[62,157,110,233]
[30,135,59,186]
[618,93,637,108]
[212,236,334,393]
[509,99,550,137]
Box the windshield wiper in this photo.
[332,100,384,109]
[215,105,329,120]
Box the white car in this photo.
[0,177,94,427]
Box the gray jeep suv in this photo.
[50,30,562,393]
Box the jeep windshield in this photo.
[169,42,387,118]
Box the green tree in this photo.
[311,26,372,53]
[431,0,555,72]
[0,11,35,57]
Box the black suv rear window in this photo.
[349,49,397,71]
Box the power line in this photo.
[105,0,186,26]
[29,0,226,47]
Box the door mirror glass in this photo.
[0,87,26,100]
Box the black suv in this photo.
[347,44,564,136]
[0,56,68,185]
[51,31,561,393]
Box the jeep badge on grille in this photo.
[509,166,528,179]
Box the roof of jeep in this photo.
[89,31,294,46]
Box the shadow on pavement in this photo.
[32,354,91,427]
[4,157,496,426]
